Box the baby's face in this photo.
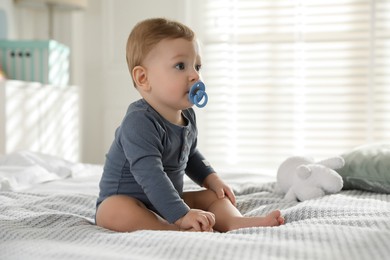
[142,38,202,111]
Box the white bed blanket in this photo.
[1,180,389,260]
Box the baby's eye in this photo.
[175,63,185,70]
[195,64,202,72]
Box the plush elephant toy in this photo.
[276,156,345,202]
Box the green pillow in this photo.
[337,144,390,193]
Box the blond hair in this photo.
[126,18,195,87]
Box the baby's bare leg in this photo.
[183,190,284,232]
[95,195,179,232]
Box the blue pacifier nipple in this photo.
[189,81,208,108]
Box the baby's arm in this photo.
[203,173,236,206]
[175,209,215,232]
[185,150,235,204]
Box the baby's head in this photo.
[126,18,195,88]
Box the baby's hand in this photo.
[175,209,215,232]
[204,173,236,206]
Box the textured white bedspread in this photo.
[1,177,390,260]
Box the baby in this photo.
[95,18,284,232]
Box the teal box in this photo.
[0,40,69,86]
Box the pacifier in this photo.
[188,81,208,108]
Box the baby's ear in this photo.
[132,65,150,91]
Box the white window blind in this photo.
[193,0,390,172]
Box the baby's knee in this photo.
[95,195,144,232]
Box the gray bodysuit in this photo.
[96,99,214,223]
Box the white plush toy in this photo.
[276,156,345,202]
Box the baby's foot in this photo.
[260,210,285,226]
[228,210,285,231]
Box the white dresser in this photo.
[0,80,80,162]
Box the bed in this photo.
[1,150,389,260]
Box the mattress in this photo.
[0,151,389,260]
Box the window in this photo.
[191,0,390,172]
